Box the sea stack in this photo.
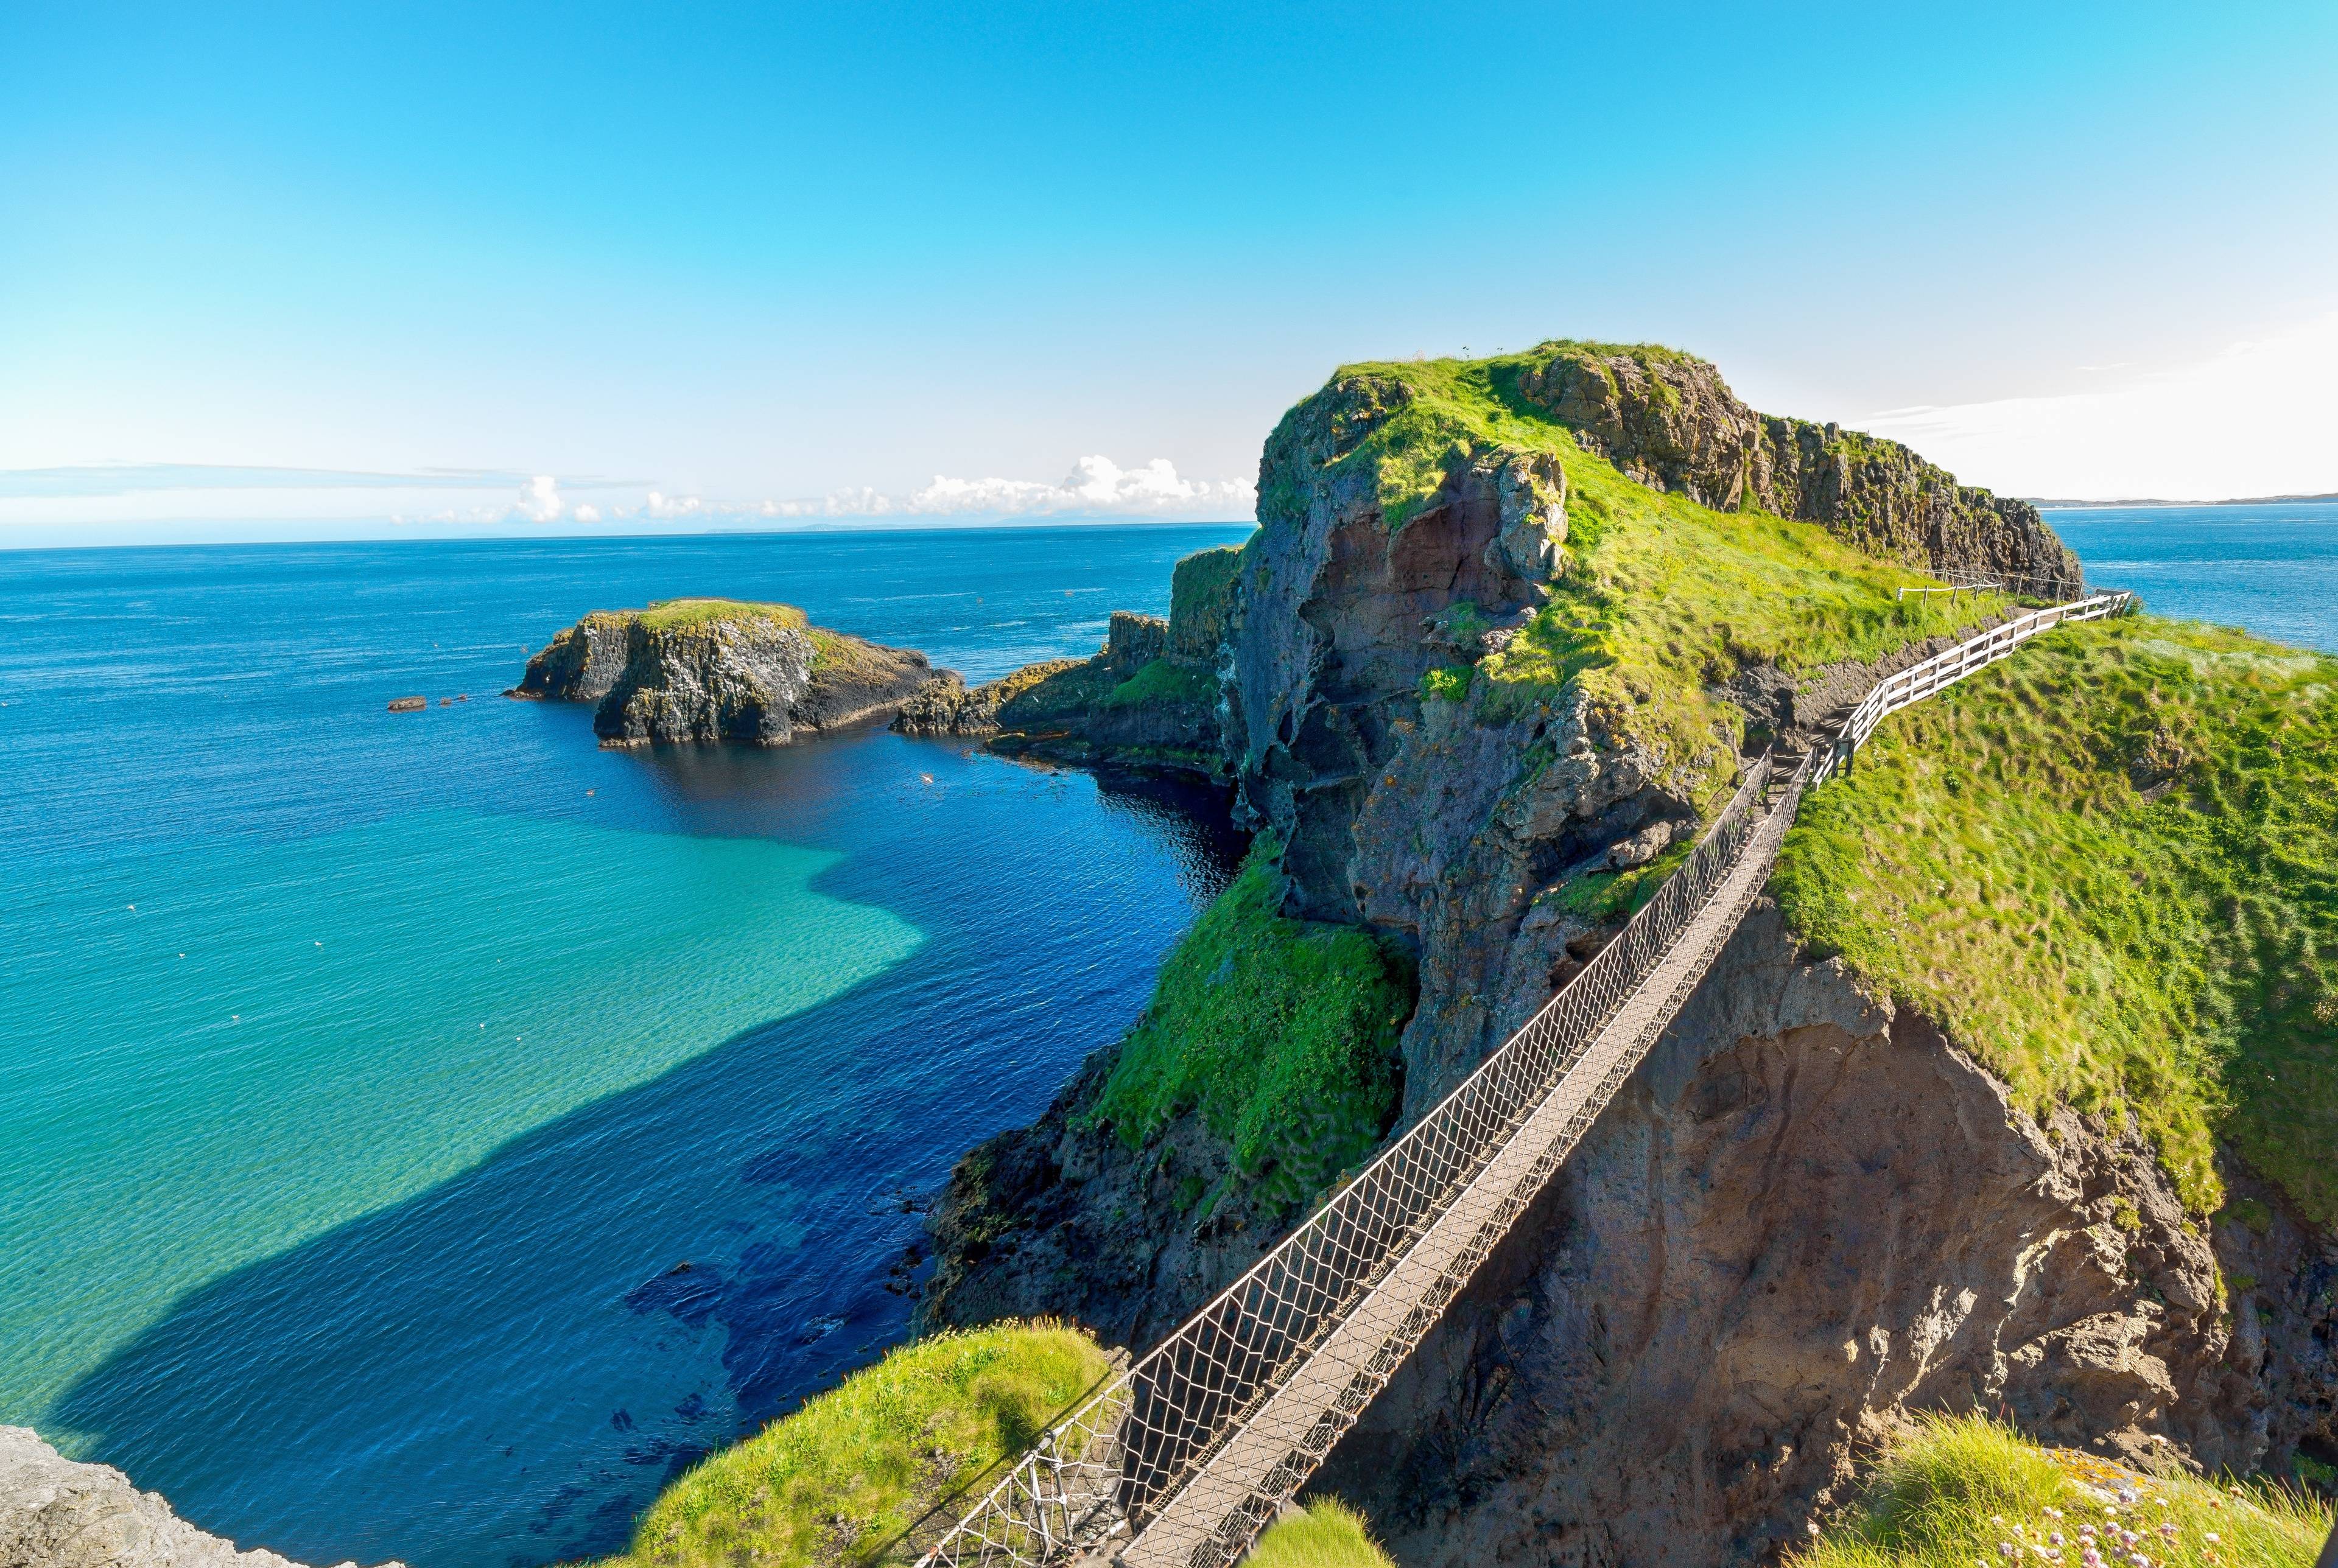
[510,598,942,747]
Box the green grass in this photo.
[1248,1500,1397,1568]
[634,597,810,634]
[611,1321,1110,1568]
[1545,842,1692,923]
[1789,1414,2333,1568]
[1269,346,2015,813]
[1086,839,1415,1207]
[1418,663,1473,704]
[619,600,893,674]
[1773,618,2338,1224]
[1103,656,1217,708]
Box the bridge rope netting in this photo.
[912,588,2133,1568]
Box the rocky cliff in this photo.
[891,547,1241,780]
[921,344,2336,1559]
[509,598,937,747]
[1512,342,2081,589]
[1308,906,2335,1564]
[0,1427,399,1568]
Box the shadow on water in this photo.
[53,743,1243,1568]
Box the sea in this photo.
[2047,499,2338,654]
[1,503,2331,1568]
[0,524,1251,1568]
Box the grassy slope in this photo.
[634,597,809,633]
[1311,347,2014,813]
[1774,618,2338,1223]
[1086,841,1414,1208]
[1789,1415,2332,1567]
[1248,1501,1397,1568]
[612,1322,1109,1568]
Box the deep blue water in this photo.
[0,525,1251,1568]
[2049,500,2338,653]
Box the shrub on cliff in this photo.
[1775,618,2338,1226]
[1789,1413,2333,1567]
[1086,839,1414,1207]
[613,1321,1109,1568]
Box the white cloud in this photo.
[644,490,703,518]
[0,452,1254,537]
[769,455,1251,519]
[1861,308,2338,500]
[514,474,566,522]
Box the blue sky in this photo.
[4,1,2336,541]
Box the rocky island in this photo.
[902,343,2336,1566]
[508,597,941,747]
[574,341,2334,1568]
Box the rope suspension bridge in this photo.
[913,583,2135,1568]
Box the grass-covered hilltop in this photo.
[592,341,2335,1568]
[1791,1415,2332,1568]
[510,596,939,746]
[1777,617,2338,1226]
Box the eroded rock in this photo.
[0,1427,399,1568]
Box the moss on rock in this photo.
[1086,838,1414,1205]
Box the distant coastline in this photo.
[2030,490,2338,508]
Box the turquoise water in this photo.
[0,526,1251,1568]
[2050,499,2338,654]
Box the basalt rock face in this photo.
[1515,343,2082,588]
[0,1426,401,1568]
[512,601,937,747]
[510,611,633,702]
[1308,906,2338,1566]
[1229,385,1688,1114]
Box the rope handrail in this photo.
[913,587,2130,1568]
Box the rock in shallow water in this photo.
[0,1426,402,1568]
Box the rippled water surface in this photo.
[0,526,1250,1568]
[2051,500,2338,653]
